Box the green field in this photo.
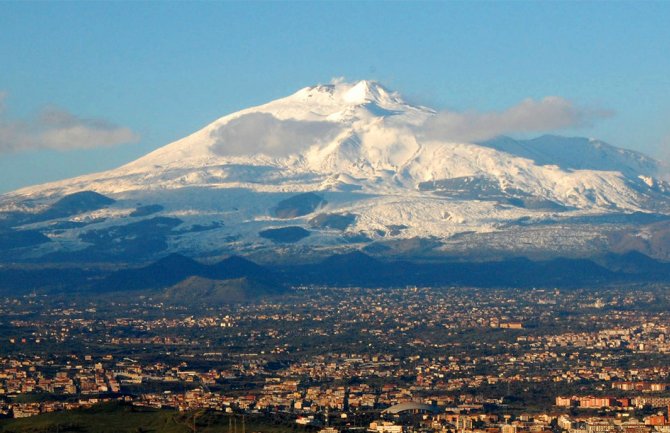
[0,402,315,433]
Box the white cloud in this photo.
[418,96,613,143]
[0,93,139,153]
[210,112,340,157]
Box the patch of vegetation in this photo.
[0,402,315,433]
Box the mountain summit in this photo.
[298,80,406,106]
[120,79,432,173]
[2,80,669,262]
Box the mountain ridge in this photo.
[2,80,670,263]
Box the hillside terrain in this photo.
[1,80,669,265]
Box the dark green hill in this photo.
[98,253,208,291]
[161,275,286,305]
[97,254,281,292]
[0,401,311,433]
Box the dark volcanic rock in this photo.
[1,191,115,229]
[77,216,182,260]
[274,192,326,218]
[341,233,372,244]
[129,204,164,217]
[175,221,224,234]
[36,191,115,222]
[308,213,356,230]
[363,237,442,256]
[259,226,310,243]
[505,197,567,211]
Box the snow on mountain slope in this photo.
[2,80,669,261]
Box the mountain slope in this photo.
[1,80,669,262]
[97,253,280,292]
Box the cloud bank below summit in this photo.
[208,94,613,157]
[210,112,341,157]
[419,96,614,143]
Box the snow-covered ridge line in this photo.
[1,80,668,262]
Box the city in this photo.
[2,1,669,432]
[2,286,670,432]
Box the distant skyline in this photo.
[1,1,669,193]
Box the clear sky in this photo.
[1,1,669,193]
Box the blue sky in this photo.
[1,1,669,193]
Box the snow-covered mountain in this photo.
[2,80,669,263]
